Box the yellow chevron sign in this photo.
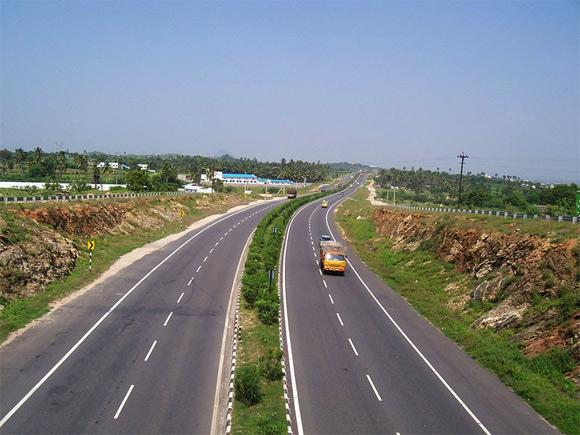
[87,240,95,251]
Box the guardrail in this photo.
[0,190,198,204]
[393,204,578,224]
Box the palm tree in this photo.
[32,147,43,164]
[15,148,26,169]
[56,151,67,178]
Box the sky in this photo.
[0,1,578,182]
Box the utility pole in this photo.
[457,152,468,204]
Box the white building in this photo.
[201,171,294,186]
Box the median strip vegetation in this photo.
[335,185,579,434]
[233,191,331,434]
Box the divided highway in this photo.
[0,199,281,434]
[281,175,557,434]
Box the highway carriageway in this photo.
[280,174,557,434]
[0,199,281,434]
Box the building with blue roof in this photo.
[208,171,294,186]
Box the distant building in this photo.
[182,183,214,193]
[202,171,294,186]
[137,164,148,171]
[96,162,122,169]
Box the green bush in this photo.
[235,364,262,405]
[256,296,279,325]
[259,349,283,381]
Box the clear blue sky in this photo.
[1,1,578,181]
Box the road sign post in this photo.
[87,240,95,272]
[268,267,276,292]
[179,209,185,227]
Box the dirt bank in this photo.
[373,208,579,382]
[0,194,253,302]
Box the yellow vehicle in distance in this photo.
[321,200,328,208]
[319,237,347,275]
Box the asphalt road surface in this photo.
[0,199,281,434]
[281,174,557,435]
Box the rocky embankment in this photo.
[373,209,579,382]
[0,195,230,303]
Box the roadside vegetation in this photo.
[376,167,578,216]
[233,191,331,434]
[0,193,256,343]
[335,186,579,434]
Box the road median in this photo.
[232,191,332,434]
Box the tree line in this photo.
[0,148,346,192]
[375,168,578,216]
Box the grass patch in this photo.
[0,194,251,342]
[336,186,580,434]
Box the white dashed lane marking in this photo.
[163,312,173,327]
[144,340,157,362]
[348,338,359,357]
[366,375,382,402]
[114,385,134,419]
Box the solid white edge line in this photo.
[114,384,135,419]
[348,338,359,356]
[336,312,344,326]
[163,311,173,326]
[0,200,276,428]
[177,292,184,304]
[210,228,256,435]
[328,294,334,304]
[324,178,492,435]
[144,340,157,362]
[366,375,382,402]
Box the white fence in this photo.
[1,190,199,204]
[394,205,578,224]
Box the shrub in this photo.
[235,364,262,405]
[259,349,283,381]
[242,283,260,308]
[557,285,580,322]
[256,296,279,325]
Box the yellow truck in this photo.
[319,239,347,275]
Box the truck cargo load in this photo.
[319,240,347,275]
[286,186,297,199]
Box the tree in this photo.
[160,160,177,184]
[92,163,102,188]
[15,148,26,168]
[56,151,67,178]
[32,147,43,164]
[126,169,152,192]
